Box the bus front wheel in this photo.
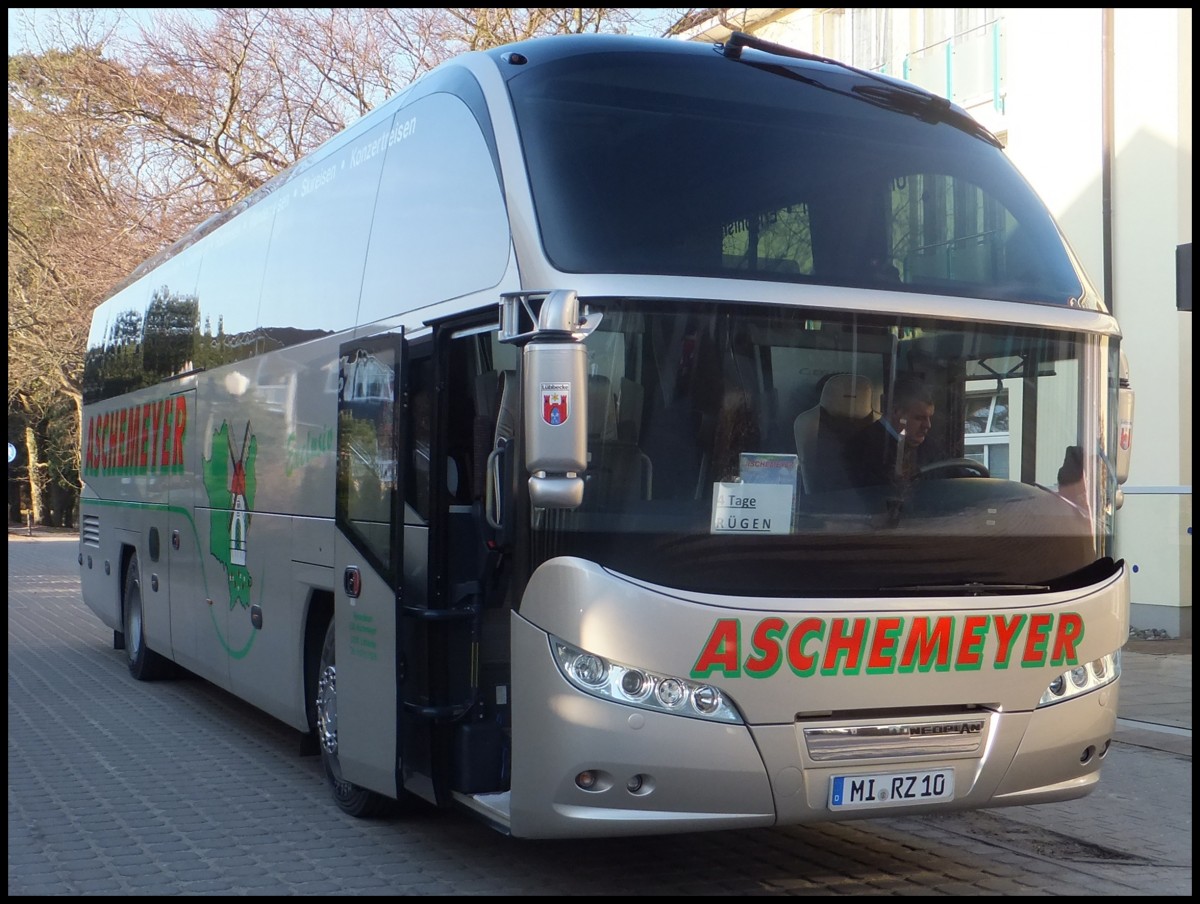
[315,620,391,818]
[123,552,173,681]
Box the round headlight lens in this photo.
[619,668,650,700]
[656,677,687,708]
[692,685,721,715]
[1048,674,1066,697]
[1070,665,1089,689]
[573,653,608,687]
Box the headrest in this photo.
[819,373,874,420]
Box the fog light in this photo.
[627,774,644,793]
[576,770,598,790]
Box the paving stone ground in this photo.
[8,531,1192,895]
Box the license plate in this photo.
[829,768,955,811]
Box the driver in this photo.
[845,374,934,487]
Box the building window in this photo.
[964,390,1009,478]
[850,8,893,72]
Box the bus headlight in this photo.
[572,653,608,687]
[551,636,743,724]
[1037,650,1121,707]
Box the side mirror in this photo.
[1115,351,1133,485]
[523,290,587,510]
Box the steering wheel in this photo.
[919,457,990,479]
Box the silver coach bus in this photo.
[79,31,1135,838]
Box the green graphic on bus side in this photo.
[202,421,258,611]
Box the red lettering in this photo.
[172,396,187,467]
[992,614,1026,667]
[745,617,785,677]
[899,616,953,672]
[150,401,164,468]
[866,617,903,672]
[85,418,96,472]
[956,615,989,669]
[139,405,150,468]
[1050,612,1084,666]
[1022,613,1054,666]
[106,411,118,471]
[160,401,172,467]
[821,617,867,674]
[118,408,129,470]
[91,416,102,471]
[693,619,740,678]
[786,618,825,675]
[125,405,139,469]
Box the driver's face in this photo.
[897,402,934,446]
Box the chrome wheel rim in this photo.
[125,582,142,660]
[316,663,338,757]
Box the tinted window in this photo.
[508,51,1083,304]
[258,119,391,334]
[528,299,1115,596]
[357,93,510,327]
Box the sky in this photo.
[7,8,680,56]
[7,8,169,55]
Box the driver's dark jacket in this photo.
[843,419,920,487]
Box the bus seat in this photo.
[793,373,877,493]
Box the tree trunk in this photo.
[23,426,45,525]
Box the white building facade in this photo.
[677,8,1192,636]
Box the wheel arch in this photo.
[118,543,138,618]
[303,588,335,733]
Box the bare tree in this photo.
[9,41,166,525]
[8,7,706,524]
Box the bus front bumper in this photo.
[509,614,1119,838]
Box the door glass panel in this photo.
[337,340,401,580]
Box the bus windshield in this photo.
[529,300,1120,597]
[507,48,1087,307]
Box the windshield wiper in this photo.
[717,31,1002,148]
[881,582,1051,596]
[849,83,1002,147]
[719,29,849,68]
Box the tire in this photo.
[315,620,392,818]
[123,552,172,681]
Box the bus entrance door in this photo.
[329,334,406,802]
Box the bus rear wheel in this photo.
[123,552,173,681]
[315,620,391,818]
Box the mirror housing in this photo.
[523,290,588,510]
[1116,351,1133,485]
